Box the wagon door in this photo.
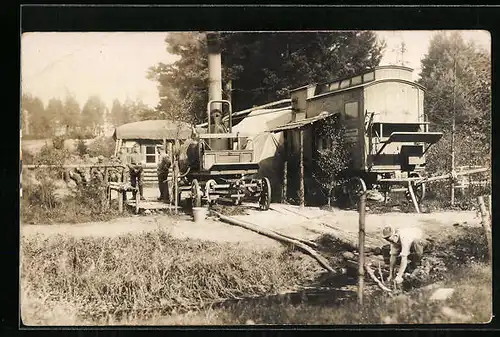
[343,101,362,171]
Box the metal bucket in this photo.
[192,207,207,223]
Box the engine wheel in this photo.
[347,177,367,207]
[191,179,202,208]
[259,177,272,211]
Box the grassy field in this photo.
[20,230,323,325]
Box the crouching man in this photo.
[382,225,426,288]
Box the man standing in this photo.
[157,147,172,202]
[128,145,145,200]
[210,109,229,150]
[382,225,426,287]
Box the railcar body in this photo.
[279,65,443,205]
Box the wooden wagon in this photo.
[271,65,444,210]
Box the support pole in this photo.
[174,159,179,215]
[135,189,140,214]
[488,194,492,219]
[282,131,288,203]
[118,191,124,214]
[358,189,366,306]
[408,181,420,213]
[299,129,305,209]
[451,58,457,206]
[477,196,492,262]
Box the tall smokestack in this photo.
[206,32,222,112]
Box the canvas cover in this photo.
[113,120,193,140]
[244,132,285,202]
[233,109,293,136]
[231,108,292,202]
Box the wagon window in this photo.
[145,145,156,164]
[315,83,329,95]
[329,82,339,91]
[363,71,375,82]
[345,102,359,120]
[351,75,362,85]
[340,79,350,89]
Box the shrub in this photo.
[76,139,88,157]
[34,145,70,167]
[21,167,116,224]
[311,115,352,206]
[52,136,66,150]
[87,136,115,158]
[22,149,35,165]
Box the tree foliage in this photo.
[311,115,352,205]
[81,95,106,137]
[43,98,64,136]
[148,31,385,125]
[418,32,491,170]
[62,95,81,136]
[21,93,46,138]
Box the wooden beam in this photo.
[118,191,124,214]
[299,129,305,208]
[408,181,420,213]
[478,196,492,262]
[358,191,367,306]
[282,131,288,203]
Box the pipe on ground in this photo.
[212,211,337,274]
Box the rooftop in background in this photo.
[113,120,193,140]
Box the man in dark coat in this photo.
[157,147,172,202]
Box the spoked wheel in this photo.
[347,177,367,207]
[205,179,217,206]
[258,177,272,211]
[405,173,426,203]
[191,179,202,208]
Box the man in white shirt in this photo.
[382,225,425,286]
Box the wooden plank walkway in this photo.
[126,200,179,211]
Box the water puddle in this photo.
[211,274,359,311]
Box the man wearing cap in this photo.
[382,225,426,286]
[209,108,229,150]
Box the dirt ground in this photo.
[20,200,482,251]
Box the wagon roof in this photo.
[113,119,193,140]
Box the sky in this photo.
[21,30,490,110]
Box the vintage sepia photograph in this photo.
[20,30,492,326]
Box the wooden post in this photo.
[135,189,140,214]
[282,131,288,203]
[226,79,232,106]
[299,129,305,209]
[408,181,420,213]
[358,190,366,306]
[174,158,179,215]
[118,190,124,214]
[488,194,492,219]
[477,196,492,262]
[451,58,457,206]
